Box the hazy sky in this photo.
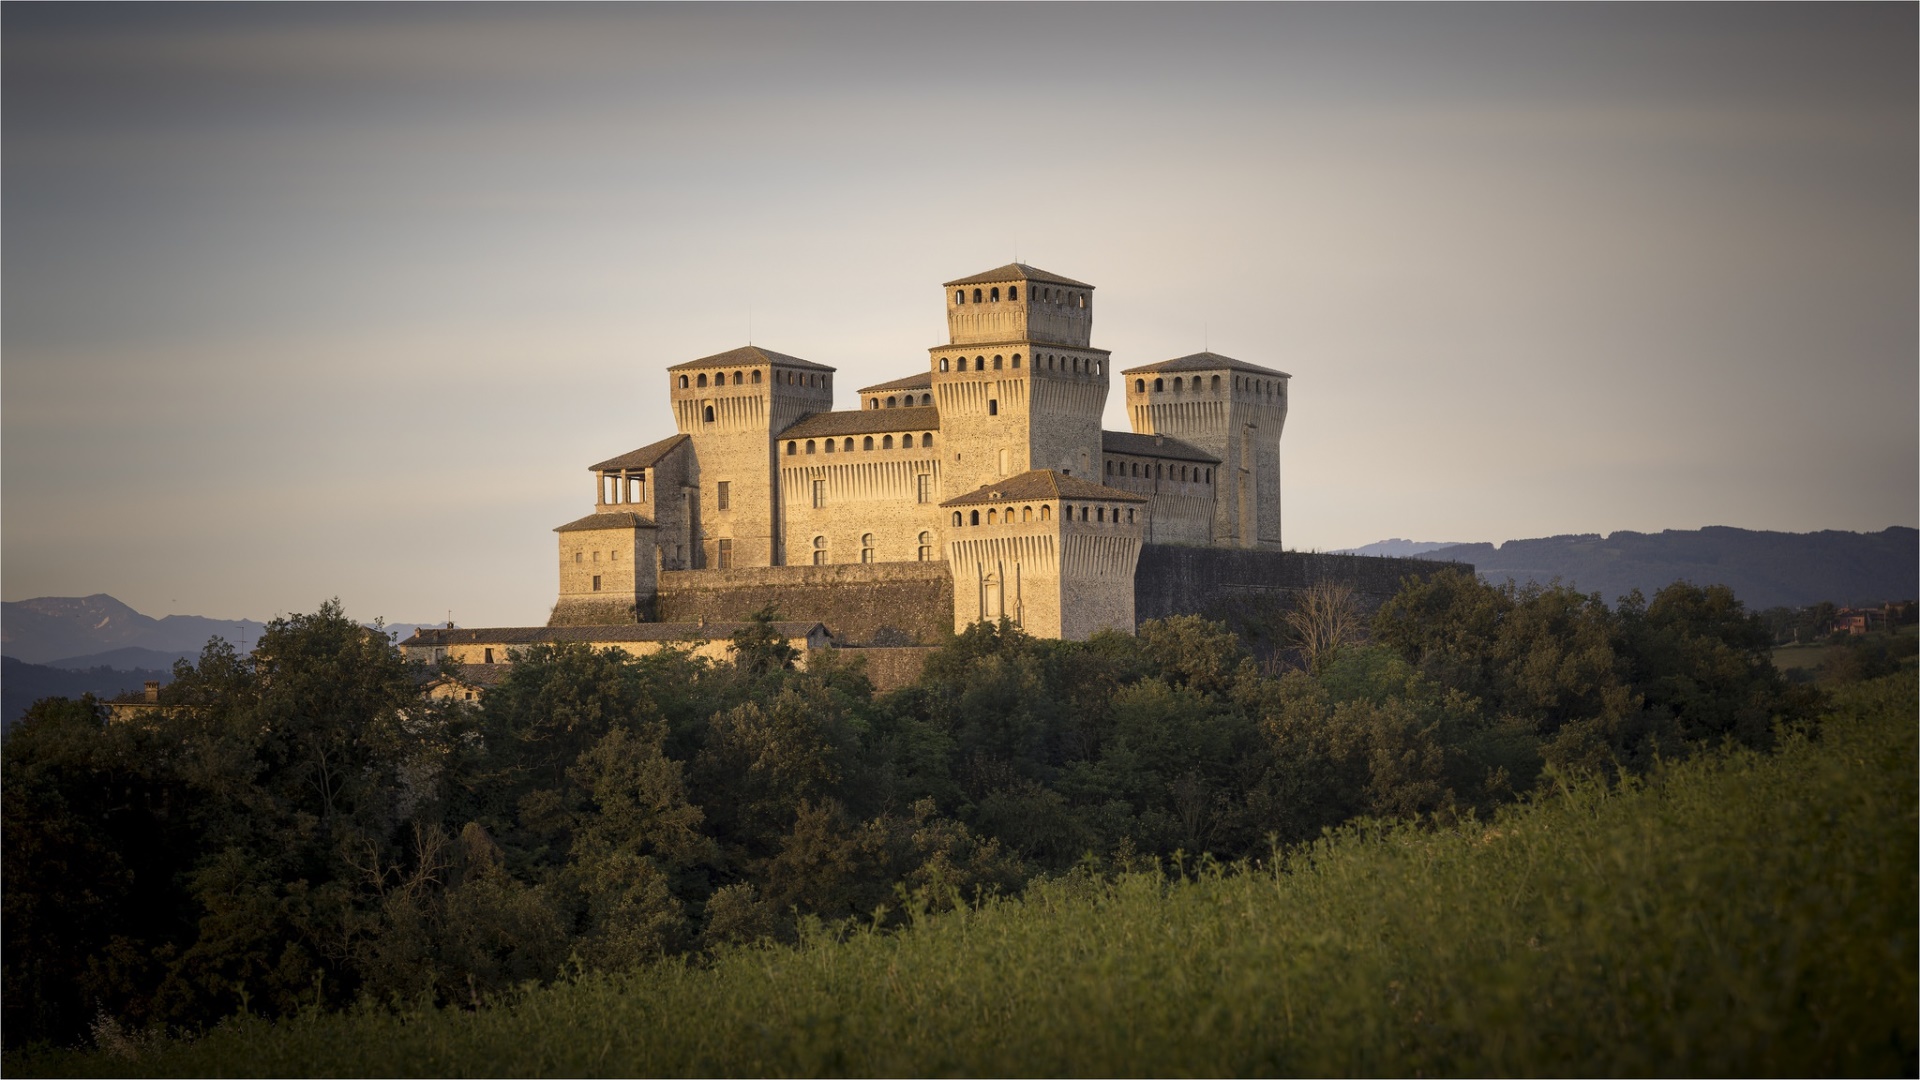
[5,3,1915,626]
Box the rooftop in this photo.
[943,263,1094,289]
[668,345,835,374]
[589,433,691,473]
[941,469,1148,508]
[780,406,941,440]
[1102,430,1221,464]
[555,510,656,533]
[858,371,933,393]
[1122,351,1291,379]
[400,622,829,647]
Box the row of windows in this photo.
[573,549,622,563]
[1107,460,1213,484]
[1134,374,1283,398]
[786,432,935,456]
[935,353,1103,376]
[868,393,933,409]
[950,503,1136,526]
[809,532,937,564]
[954,285,1087,308]
[677,369,827,390]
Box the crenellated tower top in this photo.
[942,264,1093,348]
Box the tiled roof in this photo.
[555,511,656,532]
[668,345,835,373]
[943,263,1094,289]
[1102,431,1220,464]
[589,433,690,472]
[858,371,933,393]
[779,406,941,440]
[1122,351,1291,378]
[941,469,1148,508]
[400,622,829,647]
[438,664,512,688]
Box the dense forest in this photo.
[0,570,1874,1051]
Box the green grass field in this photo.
[19,670,1916,1078]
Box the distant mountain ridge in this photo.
[1334,539,1465,558]
[1,594,435,666]
[1398,526,1915,610]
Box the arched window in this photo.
[824,439,835,454]
[1172,378,1182,394]
[697,373,708,387]
[786,441,797,455]
[883,435,894,449]
[843,438,854,452]
[952,511,963,527]
[811,536,827,565]
[868,399,878,410]
[1211,375,1221,391]
[1082,506,1090,522]
[902,433,915,448]
[940,358,950,372]
[1040,505,1051,521]
[1131,462,1139,477]
[918,532,933,561]
[1154,378,1164,392]
[704,405,715,423]
[955,290,965,304]
[886,396,898,408]
[1012,354,1021,368]
[969,510,980,525]
[922,431,934,446]
[1008,286,1018,300]
[1094,361,1102,375]
[975,356,985,369]
[863,436,874,450]
[1135,379,1145,393]
[987,399,998,415]
[1077,293,1086,309]
[805,440,816,454]
[987,508,998,524]
[993,355,1003,370]
[921,393,932,405]
[1127,508,1136,523]
[751,369,763,384]
[860,534,875,563]
[990,287,1000,302]
[1206,468,1212,483]
[732,371,743,385]
[972,288,983,303]
[1022,506,1032,522]
[1097,507,1105,522]
[678,374,689,388]
[1105,461,1113,475]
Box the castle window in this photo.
[990,287,1000,301]
[939,358,950,372]
[843,438,854,452]
[975,356,985,370]
[825,439,836,453]
[1021,506,1032,522]
[863,436,874,451]
[1097,507,1105,522]
[1082,506,1090,521]
[1105,461,1113,475]
[704,404,715,423]
[883,435,894,449]
[593,550,601,562]
[1094,361,1102,375]
[611,549,619,561]
[970,510,980,525]
[1040,505,1051,521]
[920,394,931,405]
[697,373,708,388]
[955,290,965,304]
[902,433,914,448]
[786,441,796,456]
[1077,293,1086,309]
[678,375,689,388]
[887,396,897,408]
[917,473,932,502]
[988,400,998,416]
[732,371,743,385]
[1135,379,1145,393]
[868,399,878,409]
[1127,508,1136,523]
[1172,378,1182,394]
[812,479,825,508]
[860,534,875,563]
[972,288,983,303]
[953,511,962,527]
[485,648,494,664]
[993,355,1003,370]
[752,369,762,383]
[574,551,582,563]
[918,532,932,561]
[1206,468,1212,483]
[812,535,827,564]
[717,539,733,568]
[987,508,998,524]
[717,481,731,510]
[1131,463,1139,477]
[922,431,934,446]
[592,575,601,591]
[805,440,816,454]
[1012,354,1021,368]
[1154,378,1164,392]
[1008,286,1018,300]
[1211,375,1221,391]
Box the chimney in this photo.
[144,681,160,703]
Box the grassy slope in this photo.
[24,671,1916,1078]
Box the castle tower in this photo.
[1121,354,1289,549]
[930,265,1111,500]
[941,470,1146,640]
[550,510,658,625]
[670,346,833,567]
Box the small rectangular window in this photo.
[812,479,826,509]
[917,474,932,504]
[716,481,731,511]
[717,538,733,569]
[484,648,494,664]
[592,575,602,592]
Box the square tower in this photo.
[1122,353,1290,549]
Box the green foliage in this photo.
[23,669,1912,1077]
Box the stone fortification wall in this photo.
[838,646,941,693]
[1134,545,1469,620]
[656,562,953,645]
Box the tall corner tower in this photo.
[670,345,834,567]
[1121,354,1290,549]
[930,264,1110,500]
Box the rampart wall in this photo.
[1133,546,1466,620]
[656,562,954,646]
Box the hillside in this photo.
[1411,526,1916,609]
[1,657,174,730]
[1,594,435,666]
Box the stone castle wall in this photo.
[656,562,954,645]
[1133,546,1465,619]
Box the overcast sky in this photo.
[5,3,1914,626]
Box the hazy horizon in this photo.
[6,4,1915,625]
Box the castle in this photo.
[549,263,1289,641]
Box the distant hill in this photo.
[1,656,174,730]
[2,594,438,666]
[45,646,202,671]
[1410,526,1917,610]
[1333,539,1465,558]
